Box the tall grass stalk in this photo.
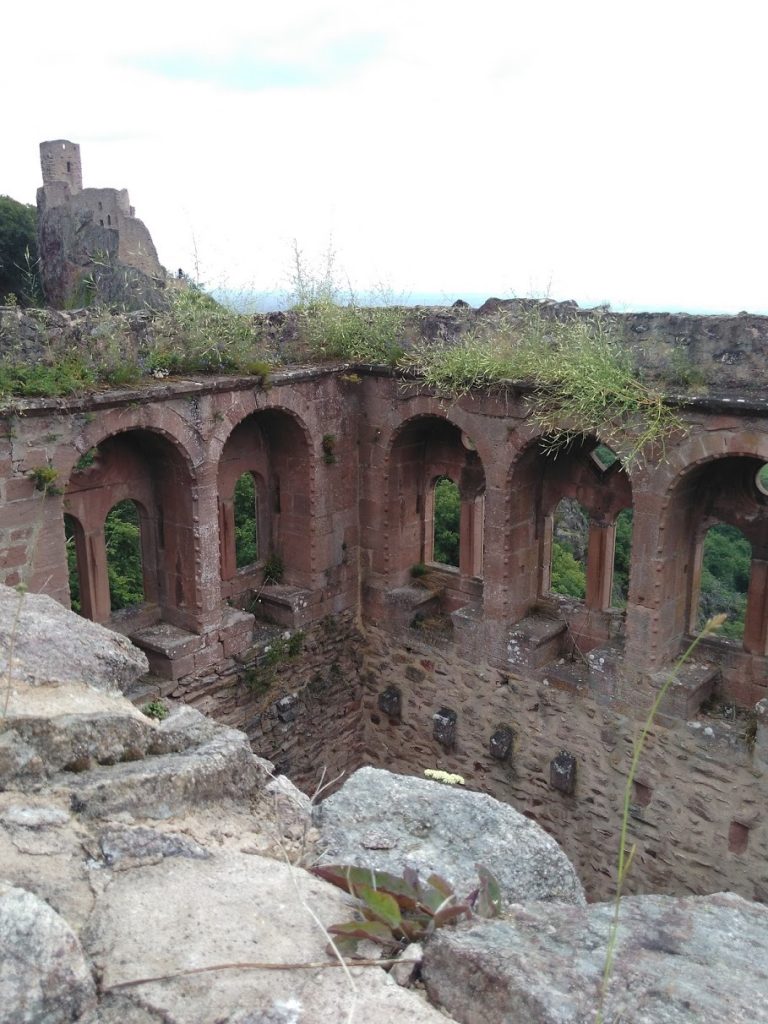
[596,612,727,1023]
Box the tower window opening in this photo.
[432,477,460,568]
[234,472,260,569]
[550,497,588,598]
[105,499,145,612]
[695,523,750,641]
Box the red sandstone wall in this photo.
[2,366,768,899]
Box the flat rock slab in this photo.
[0,584,148,691]
[316,766,585,906]
[82,850,454,1024]
[422,891,768,1024]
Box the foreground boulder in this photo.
[422,891,768,1023]
[315,766,585,905]
[0,881,96,1024]
[0,584,148,691]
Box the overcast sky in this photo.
[3,1,767,312]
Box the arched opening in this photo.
[64,429,196,629]
[217,409,312,599]
[550,497,588,598]
[431,476,460,568]
[611,508,634,608]
[234,471,261,569]
[384,415,486,591]
[63,513,84,615]
[695,523,750,641]
[105,499,145,612]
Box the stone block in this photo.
[433,706,457,749]
[489,725,514,761]
[550,751,577,795]
[378,685,402,721]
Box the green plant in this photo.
[321,434,337,464]
[74,448,98,472]
[400,306,685,468]
[596,613,727,1023]
[311,863,501,957]
[410,562,428,579]
[28,465,59,493]
[141,699,169,721]
[263,551,284,585]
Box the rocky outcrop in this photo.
[315,766,586,906]
[422,891,768,1024]
[0,584,148,691]
[2,594,767,1023]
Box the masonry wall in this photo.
[3,361,768,900]
[360,623,768,902]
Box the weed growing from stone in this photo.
[28,465,60,493]
[311,863,502,958]
[401,305,685,468]
[141,699,169,721]
[262,552,284,585]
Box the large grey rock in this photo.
[0,585,148,691]
[82,850,454,1024]
[315,767,585,906]
[0,880,96,1024]
[422,892,768,1024]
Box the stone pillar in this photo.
[744,558,768,655]
[585,519,616,611]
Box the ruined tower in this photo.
[36,139,166,309]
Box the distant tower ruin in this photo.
[36,139,166,309]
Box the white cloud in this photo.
[3,0,768,311]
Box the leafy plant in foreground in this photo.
[311,863,501,957]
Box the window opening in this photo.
[551,497,588,598]
[591,444,619,473]
[234,472,259,569]
[105,499,145,611]
[696,523,750,641]
[63,514,83,615]
[432,477,460,567]
[611,508,633,607]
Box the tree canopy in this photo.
[0,195,39,304]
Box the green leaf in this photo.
[327,920,395,946]
[356,885,402,929]
[475,865,503,918]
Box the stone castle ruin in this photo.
[2,142,768,1022]
[36,139,165,309]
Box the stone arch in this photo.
[216,407,314,595]
[505,433,633,622]
[379,412,487,592]
[63,428,198,630]
[647,444,768,664]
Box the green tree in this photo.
[698,523,750,639]
[433,477,460,566]
[105,500,145,610]
[234,472,259,568]
[551,541,587,598]
[0,195,39,305]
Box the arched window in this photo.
[432,477,460,568]
[105,499,145,612]
[611,508,634,607]
[234,472,260,569]
[550,498,588,598]
[695,523,750,641]
[63,513,84,615]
